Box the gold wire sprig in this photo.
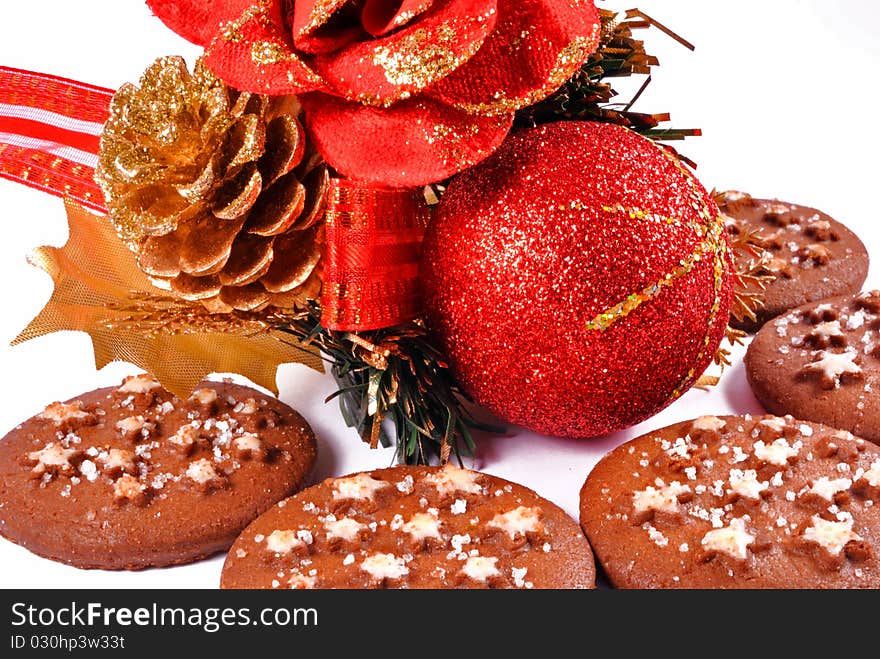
[100,292,308,338]
[701,192,777,383]
[725,223,777,325]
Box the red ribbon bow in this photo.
[321,180,430,331]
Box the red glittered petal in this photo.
[429,0,601,115]
[201,1,326,95]
[147,0,250,46]
[361,0,437,37]
[312,0,497,107]
[301,92,512,187]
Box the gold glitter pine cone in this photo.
[96,56,329,312]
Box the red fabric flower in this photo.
[147,0,601,187]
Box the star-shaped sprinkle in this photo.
[800,351,863,389]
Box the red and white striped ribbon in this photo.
[0,66,113,213]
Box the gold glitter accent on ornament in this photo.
[598,203,704,233]
[449,30,600,116]
[251,40,293,65]
[372,23,475,89]
[568,199,715,332]
[221,1,271,43]
[584,140,731,345]
[584,219,727,332]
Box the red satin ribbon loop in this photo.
[320,179,431,331]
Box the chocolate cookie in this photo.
[745,291,880,443]
[718,190,868,331]
[0,374,317,569]
[221,464,595,589]
[580,414,880,588]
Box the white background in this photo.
[0,1,878,588]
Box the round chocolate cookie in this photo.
[746,290,880,443]
[221,464,595,589]
[718,190,868,331]
[0,374,317,569]
[580,414,880,588]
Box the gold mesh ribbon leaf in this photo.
[12,201,322,397]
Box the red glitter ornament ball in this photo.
[420,122,734,438]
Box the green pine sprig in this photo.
[274,301,502,465]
